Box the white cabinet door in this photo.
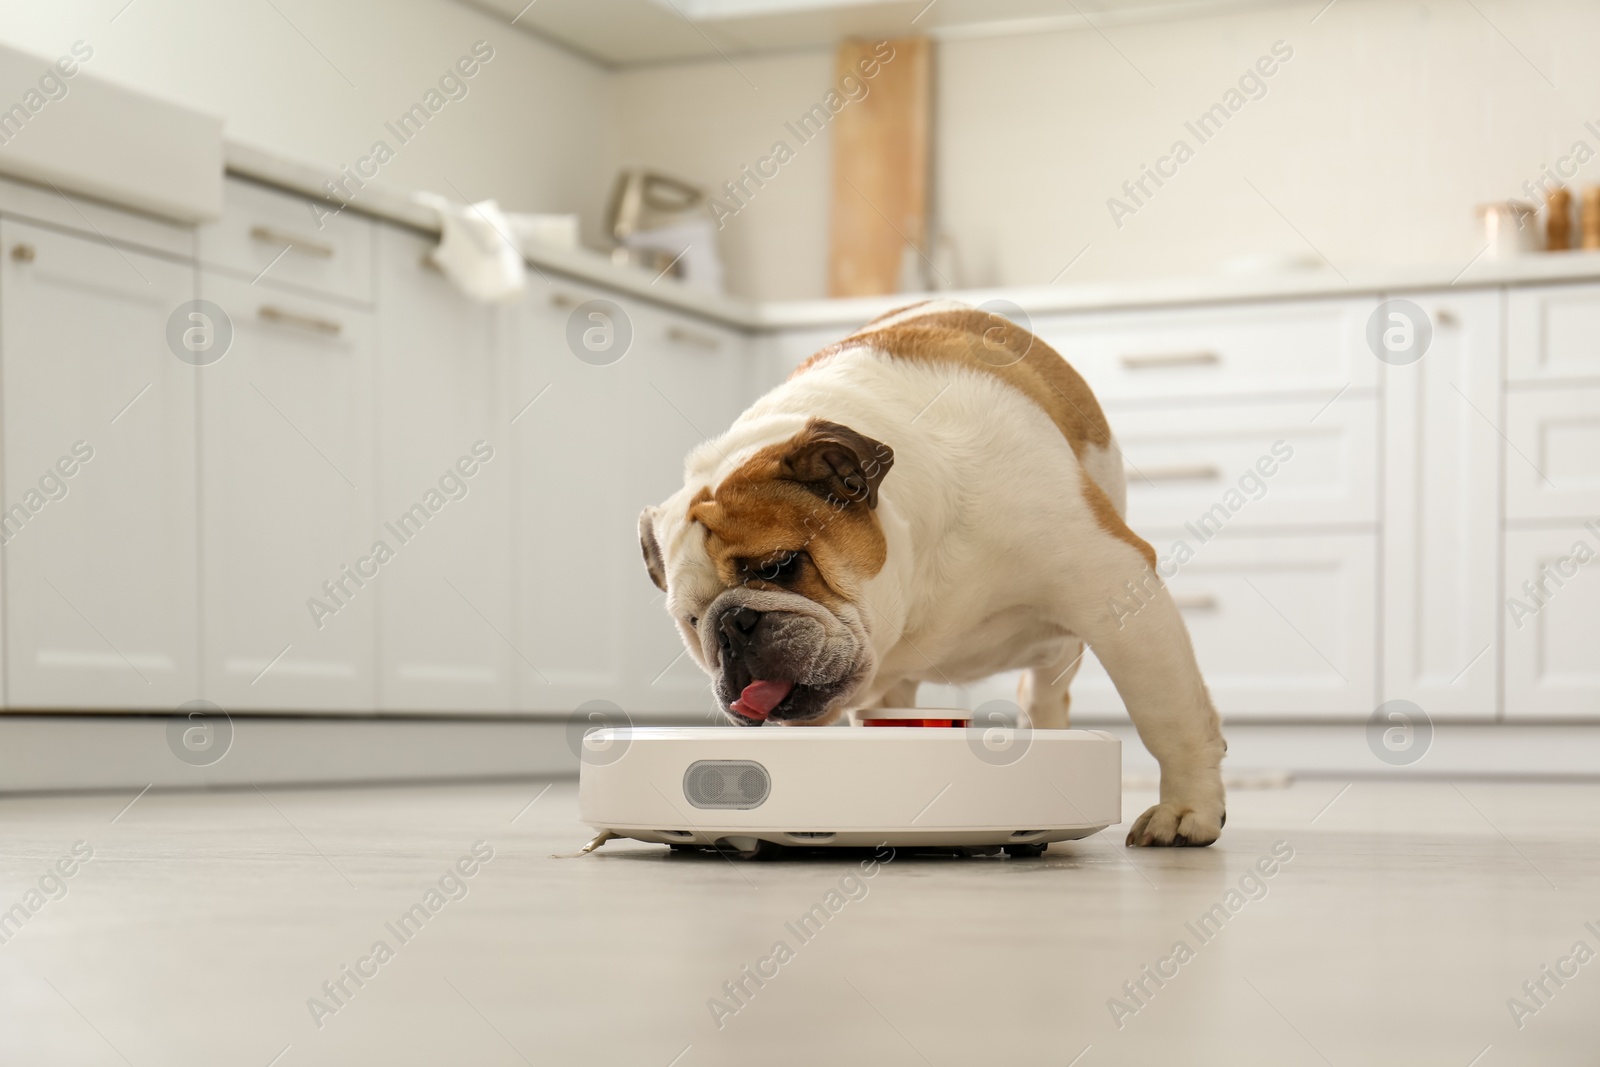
[623,304,752,714]
[1507,282,1600,385]
[1,220,198,708]
[1381,290,1501,717]
[1505,527,1600,717]
[198,272,376,710]
[513,287,751,717]
[972,533,1377,720]
[374,229,514,712]
[1505,387,1600,522]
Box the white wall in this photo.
[612,48,839,302]
[0,0,616,242]
[615,0,1600,300]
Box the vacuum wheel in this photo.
[1004,842,1048,858]
[713,837,787,860]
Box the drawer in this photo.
[199,177,374,303]
[0,174,198,261]
[1507,282,1600,384]
[1505,388,1600,521]
[1032,298,1379,404]
[1111,395,1377,532]
[1043,534,1375,719]
[1505,528,1600,718]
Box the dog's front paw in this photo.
[1126,802,1223,847]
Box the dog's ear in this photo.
[639,507,667,592]
[778,419,894,510]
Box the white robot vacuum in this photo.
[578,708,1121,859]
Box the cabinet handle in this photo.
[1173,594,1219,612]
[666,324,723,350]
[259,305,343,336]
[1136,464,1222,482]
[1119,350,1221,369]
[250,225,335,258]
[549,292,582,310]
[10,243,34,262]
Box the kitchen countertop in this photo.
[225,139,1600,333]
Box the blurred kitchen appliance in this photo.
[1545,186,1574,251]
[606,168,706,240]
[1476,200,1539,258]
[604,168,721,288]
[1583,186,1600,250]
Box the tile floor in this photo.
[1,777,1596,1066]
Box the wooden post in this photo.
[827,37,931,298]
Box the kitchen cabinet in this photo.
[199,177,375,305]
[1380,290,1501,717]
[622,302,753,713]
[198,271,377,710]
[967,533,1377,721]
[373,228,515,712]
[3,167,1599,728]
[1,220,198,708]
[1507,282,1600,385]
[512,286,749,716]
[1505,527,1600,717]
[1114,394,1377,533]
[1504,387,1600,522]
[1032,298,1379,404]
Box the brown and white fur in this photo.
[639,300,1226,846]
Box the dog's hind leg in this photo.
[1017,638,1087,729]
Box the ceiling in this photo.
[460,0,1300,67]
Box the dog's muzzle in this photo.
[701,589,862,725]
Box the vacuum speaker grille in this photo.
[683,760,770,809]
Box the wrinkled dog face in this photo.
[640,419,893,726]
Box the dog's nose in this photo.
[717,607,761,657]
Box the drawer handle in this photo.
[549,292,582,310]
[1120,350,1221,369]
[666,325,722,350]
[1173,594,1219,612]
[1137,464,1222,482]
[250,225,335,258]
[259,305,342,336]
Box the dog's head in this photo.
[640,418,894,726]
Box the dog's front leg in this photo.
[1073,564,1227,847]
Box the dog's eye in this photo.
[749,551,804,584]
[687,616,699,629]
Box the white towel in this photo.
[415,192,525,304]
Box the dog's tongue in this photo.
[730,679,793,721]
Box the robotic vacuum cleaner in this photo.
[578,708,1121,858]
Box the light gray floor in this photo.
[1,777,1595,1066]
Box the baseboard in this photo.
[1094,721,1600,780]
[3,715,1596,794]
[0,714,602,793]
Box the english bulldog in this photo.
[638,300,1226,847]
